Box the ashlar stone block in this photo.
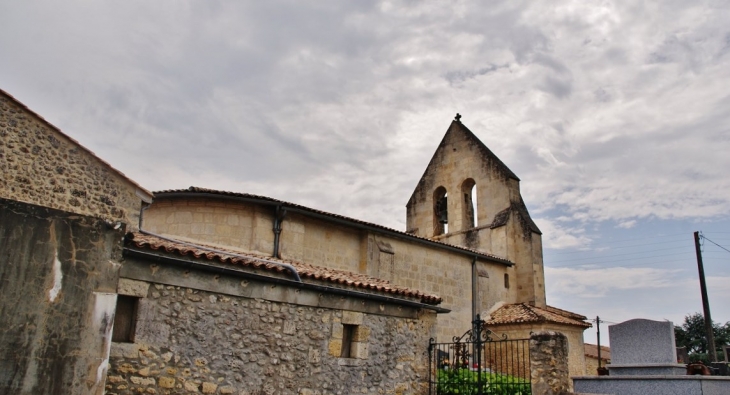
[341,311,363,325]
[352,342,369,359]
[118,278,150,297]
[353,326,370,342]
[328,339,342,357]
[331,323,343,339]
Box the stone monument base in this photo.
[607,363,686,376]
[573,375,730,395]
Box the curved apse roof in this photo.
[153,186,513,266]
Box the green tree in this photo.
[674,313,730,363]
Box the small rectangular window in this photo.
[112,295,138,343]
[504,273,510,289]
[341,324,356,358]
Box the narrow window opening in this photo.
[461,179,477,230]
[112,295,139,343]
[341,324,356,358]
[471,185,478,227]
[504,274,510,289]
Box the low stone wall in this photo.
[107,281,437,395]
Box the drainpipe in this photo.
[138,202,151,230]
[471,256,478,323]
[272,205,286,259]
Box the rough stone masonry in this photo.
[107,282,436,395]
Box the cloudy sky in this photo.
[3,0,729,345]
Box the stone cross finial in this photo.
[455,113,462,122]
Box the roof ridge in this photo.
[485,302,591,328]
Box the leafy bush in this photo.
[436,368,531,395]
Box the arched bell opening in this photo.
[433,186,448,235]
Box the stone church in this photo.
[0,89,589,395]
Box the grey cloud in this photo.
[3,0,730,233]
[443,64,509,85]
[540,75,573,99]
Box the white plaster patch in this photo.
[48,251,63,302]
[93,292,118,386]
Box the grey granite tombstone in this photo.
[608,318,686,376]
[573,319,730,395]
[676,346,689,364]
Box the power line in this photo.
[549,251,695,267]
[701,235,730,255]
[547,245,689,263]
[548,237,690,255]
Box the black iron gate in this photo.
[428,315,531,395]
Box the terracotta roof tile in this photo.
[125,232,443,305]
[485,303,591,328]
[584,343,611,361]
[153,187,512,265]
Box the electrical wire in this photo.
[701,235,730,255]
[548,251,695,267]
[548,237,690,255]
[547,245,689,263]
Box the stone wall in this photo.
[0,198,125,395]
[107,280,437,395]
[583,355,605,376]
[529,331,572,395]
[0,91,150,229]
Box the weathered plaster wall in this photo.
[0,198,124,395]
[0,92,149,229]
[106,276,437,395]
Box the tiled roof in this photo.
[0,89,152,199]
[485,303,591,328]
[152,186,512,265]
[544,305,589,321]
[125,232,443,305]
[584,343,611,361]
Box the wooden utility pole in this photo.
[694,231,717,362]
[596,316,602,369]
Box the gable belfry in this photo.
[406,119,520,216]
[406,115,546,308]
